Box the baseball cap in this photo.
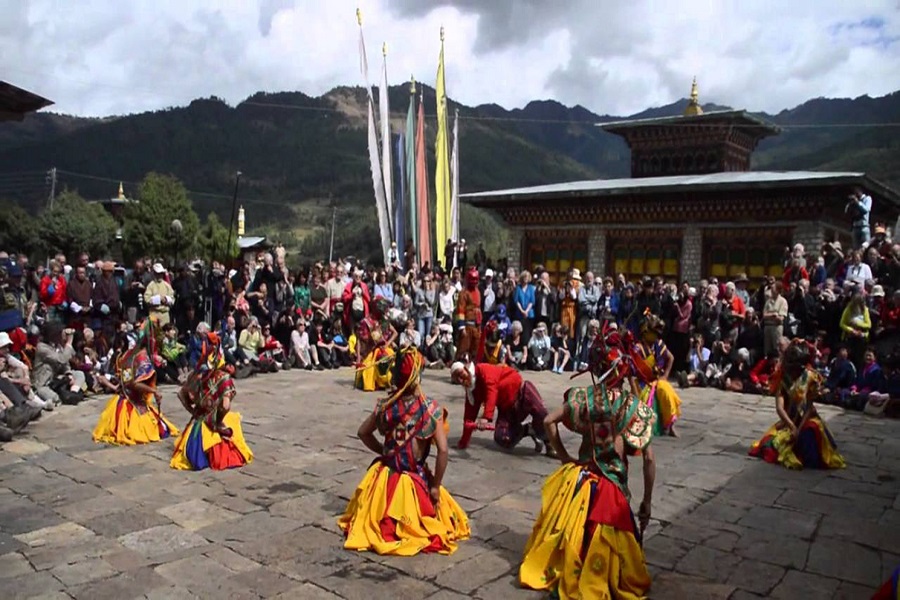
[484,269,494,278]
[0,331,11,347]
[152,263,166,274]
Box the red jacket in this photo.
[341,281,370,327]
[473,363,522,420]
[40,275,67,307]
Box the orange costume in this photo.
[454,268,482,361]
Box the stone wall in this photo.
[587,228,607,276]
[506,227,524,271]
[793,221,824,254]
[681,226,702,284]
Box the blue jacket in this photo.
[513,284,535,320]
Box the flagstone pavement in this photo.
[0,368,898,599]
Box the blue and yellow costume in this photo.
[93,321,178,445]
[170,334,253,471]
[339,349,469,556]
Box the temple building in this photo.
[462,79,900,284]
[0,81,53,123]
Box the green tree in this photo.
[39,190,118,258]
[196,212,238,263]
[122,172,200,263]
[0,201,41,256]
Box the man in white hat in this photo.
[145,263,175,325]
[450,360,553,456]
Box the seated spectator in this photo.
[32,322,85,406]
[311,320,338,370]
[425,322,455,368]
[748,353,779,395]
[399,318,420,349]
[550,323,571,374]
[238,317,264,364]
[864,354,900,417]
[575,319,601,371]
[724,347,753,393]
[735,308,764,364]
[159,323,189,384]
[505,320,528,370]
[677,334,710,388]
[824,346,857,403]
[290,319,315,370]
[260,323,287,371]
[480,321,507,365]
[843,348,884,411]
[527,322,552,371]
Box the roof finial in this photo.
[440,26,445,42]
[684,76,703,116]
[117,182,124,199]
[356,8,362,26]
[382,42,387,57]
[410,75,416,94]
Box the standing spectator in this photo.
[844,250,872,288]
[309,273,329,319]
[670,287,693,373]
[762,282,789,357]
[733,274,751,305]
[513,271,535,343]
[840,292,871,367]
[598,277,619,323]
[558,279,577,346]
[437,278,455,322]
[576,271,600,354]
[415,275,436,348]
[66,265,93,327]
[534,271,557,329]
[145,263,175,325]
[373,271,393,304]
[123,260,149,323]
[481,269,497,323]
[848,187,872,249]
[39,260,67,324]
[293,271,311,315]
[92,262,121,333]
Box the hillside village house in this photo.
[463,81,900,284]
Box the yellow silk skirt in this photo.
[92,393,179,445]
[337,461,470,556]
[356,347,394,391]
[749,416,846,470]
[520,463,651,600]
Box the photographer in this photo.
[846,187,872,249]
[32,323,85,407]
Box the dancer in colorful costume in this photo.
[93,321,179,445]
[450,360,554,455]
[632,313,682,437]
[170,333,253,471]
[455,267,482,360]
[354,297,396,392]
[520,326,656,599]
[339,347,470,555]
[749,339,846,469]
[874,564,900,600]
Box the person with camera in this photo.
[763,281,789,357]
[847,187,873,249]
[32,322,86,407]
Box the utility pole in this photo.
[328,204,337,264]
[46,167,57,209]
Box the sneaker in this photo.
[315,364,324,371]
[27,397,51,411]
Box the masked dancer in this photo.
[455,267,482,360]
[354,297,397,392]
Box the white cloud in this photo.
[0,0,898,117]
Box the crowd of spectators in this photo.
[2,213,899,441]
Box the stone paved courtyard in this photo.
[0,368,898,599]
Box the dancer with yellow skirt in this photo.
[170,332,253,471]
[339,348,469,556]
[93,321,178,445]
[520,326,656,599]
[354,298,397,392]
[633,313,683,437]
[749,340,845,470]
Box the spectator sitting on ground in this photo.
[724,347,753,393]
[505,320,528,370]
[824,345,857,403]
[748,352,779,395]
[550,323,571,374]
[527,322,552,371]
[290,319,315,370]
[676,333,710,388]
[843,348,884,411]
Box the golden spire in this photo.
[382,42,387,56]
[356,8,362,26]
[237,205,245,237]
[440,26,445,42]
[117,182,124,199]
[410,75,416,94]
[683,76,703,116]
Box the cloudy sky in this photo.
[2,0,899,118]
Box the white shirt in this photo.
[846,262,873,286]
[483,286,496,313]
[291,330,310,352]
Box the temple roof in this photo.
[0,81,53,122]
[462,170,900,207]
[599,109,781,136]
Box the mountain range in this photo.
[1,86,898,260]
